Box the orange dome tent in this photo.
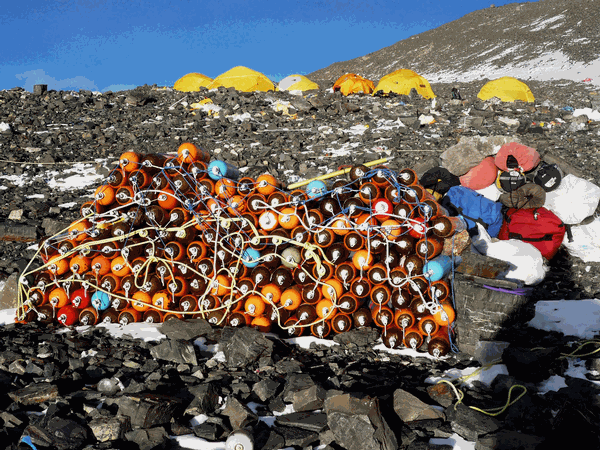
[332,73,375,96]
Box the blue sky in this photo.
[1,1,527,92]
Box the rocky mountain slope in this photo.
[308,0,600,87]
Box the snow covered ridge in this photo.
[309,0,600,88]
[423,51,600,89]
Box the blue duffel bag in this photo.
[442,186,504,237]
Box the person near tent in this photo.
[451,87,462,100]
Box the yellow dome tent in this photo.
[278,74,319,92]
[373,69,436,99]
[173,73,213,92]
[332,73,375,96]
[206,66,274,92]
[477,77,535,102]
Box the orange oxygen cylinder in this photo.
[261,284,282,305]
[353,307,373,328]
[49,287,69,309]
[301,283,322,305]
[416,237,444,260]
[228,311,252,328]
[118,308,142,325]
[403,326,424,350]
[331,313,352,334]
[251,315,272,333]
[390,288,412,310]
[163,312,184,322]
[334,262,356,287]
[321,278,343,302]
[350,278,371,299]
[382,326,403,349]
[343,231,364,252]
[394,308,415,330]
[131,291,152,312]
[207,309,227,327]
[433,303,456,327]
[370,285,391,306]
[408,296,429,319]
[79,306,99,326]
[418,315,440,338]
[280,287,302,311]
[428,327,451,358]
[367,263,388,285]
[29,288,49,307]
[245,295,266,317]
[337,293,360,315]
[94,185,115,207]
[56,305,79,326]
[283,316,305,337]
[143,309,165,323]
[119,151,141,172]
[48,255,70,276]
[255,174,278,196]
[371,305,394,329]
[315,298,335,320]
[352,249,374,271]
[430,280,450,303]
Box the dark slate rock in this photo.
[275,411,328,433]
[193,422,220,441]
[325,393,398,450]
[406,441,453,450]
[332,327,381,347]
[276,425,319,448]
[261,429,286,450]
[274,358,304,374]
[158,318,212,341]
[221,327,273,369]
[475,429,545,450]
[221,396,259,430]
[252,378,280,402]
[426,383,456,408]
[23,417,89,450]
[444,403,502,442]
[8,382,58,405]
[149,339,198,365]
[41,218,70,237]
[124,426,169,450]
[89,416,131,442]
[116,394,182,429]
[394,388,445,423]
[292,384,326,412]
[281,373,315,403]
[503,346,562,383]
[184,383,220,416]
[0,223,37,242]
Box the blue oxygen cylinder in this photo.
[91,291,111,311]
[422,255,452,282]
[242,248,261,268]
[306,180,327,198]
[208,160,241,181]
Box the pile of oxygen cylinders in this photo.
[17,143,463,358]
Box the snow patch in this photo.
[528,299,600,339]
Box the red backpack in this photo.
[498,207,566,260]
